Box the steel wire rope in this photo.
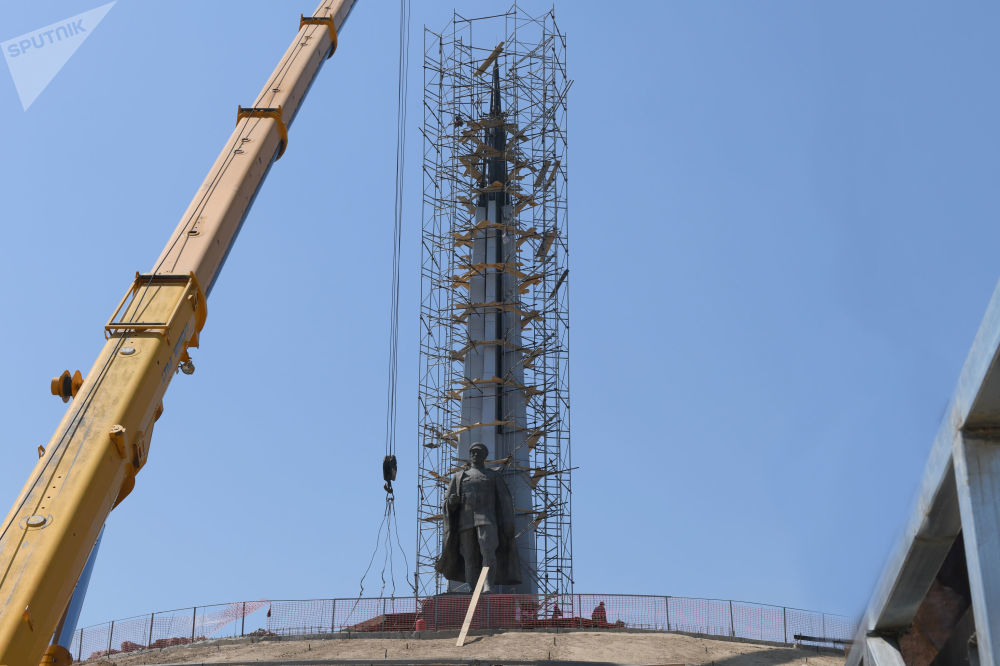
[385,513,394,598]
[0,9,337,564]
[388,0,413,596]
[356,501,391,598]
[384,0,410,463]
[358,0,413,601]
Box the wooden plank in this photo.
[533,160,551,187]
[474,43,504,77]
[954,434,1000,666]
[456,566,489,647]
[865,636,906,665]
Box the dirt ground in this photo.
[87,630,846,665]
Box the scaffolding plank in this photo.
[474,42,504,77]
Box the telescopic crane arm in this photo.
[0,1,355,663]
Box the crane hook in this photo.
[383,455,397,494]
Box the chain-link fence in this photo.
[70,594,855,661]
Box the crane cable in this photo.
[358,0,412,601]
[382,0,409,495]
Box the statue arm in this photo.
[444,473,460,512]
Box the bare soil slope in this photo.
[86,630,844,665]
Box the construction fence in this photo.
[70,594,855,661]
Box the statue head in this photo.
[469,441,488,468]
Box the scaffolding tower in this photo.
[416,5,571,598]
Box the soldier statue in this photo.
[435,441,522,593]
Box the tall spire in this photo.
[480,62,509,206]
[490,59,502,117]
[416,6,572,598]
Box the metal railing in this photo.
[70,594,855,661]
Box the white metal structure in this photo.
[848,282,1000,665]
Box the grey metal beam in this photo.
[865,636,906,665]
[846,280,1000,666]
[873,455,962,631]
[954,434,1000,666]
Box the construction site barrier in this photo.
[69,594,855,661]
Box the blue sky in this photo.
[1,0,999,631]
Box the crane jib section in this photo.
[0,1,355,663]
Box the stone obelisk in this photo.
[452,63,537,594]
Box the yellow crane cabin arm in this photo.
[0,1,355,663]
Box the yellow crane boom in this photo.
[0,2,355,663]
